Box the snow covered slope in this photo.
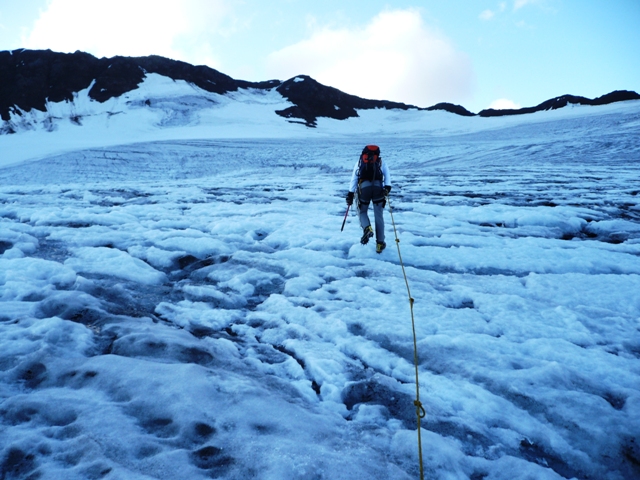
[1,67,640,479]
[2,67,639,170]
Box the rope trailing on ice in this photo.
[386,193,426,480]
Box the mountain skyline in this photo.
[2,49,639,131]
[2,2,639,114]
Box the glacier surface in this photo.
[1,76,640,479]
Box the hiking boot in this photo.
[360,226,374,245]
[376,241,386,254]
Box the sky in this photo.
[0,0,639,113]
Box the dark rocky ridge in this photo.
[0,49,416,127]
[0,49,275,121]
[1,49,638,129]
[477,91,640,117]
[275,75,414,126]
[427,102,475,117]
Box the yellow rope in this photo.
[386,194,426,480]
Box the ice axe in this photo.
[340,204,351,232]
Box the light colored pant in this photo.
[358,180,385,243]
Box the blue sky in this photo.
[0,0,638,113]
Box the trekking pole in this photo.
[340,204,351,231]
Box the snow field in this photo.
[1,138,639,479]
[1,98,640,479]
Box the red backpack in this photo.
[358,145,382,182]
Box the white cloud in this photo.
[480,3,509,21]
[20,0,230,68]
[488,98,522,110]
[479,10,495,20]
[514,0,541,11]
[265,9,474,107]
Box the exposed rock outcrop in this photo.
[478,91,640,117]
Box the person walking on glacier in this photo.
[345,145,392,253]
